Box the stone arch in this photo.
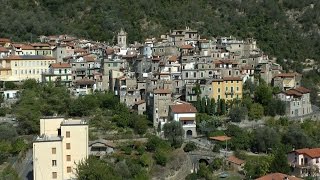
[199,159,209,166]
[186,130,193,138]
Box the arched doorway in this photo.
[199,159,209,166]
[186,130,193,138]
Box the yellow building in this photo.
[0,55,56,82]
[33,117,88,180]
[211,77,243,101]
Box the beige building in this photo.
[33,117,88,180]
[0,55,56,82]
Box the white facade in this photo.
[33,117,88,180]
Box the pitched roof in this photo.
[294,86,311,94]
[223,77,242,81]
[284,89,302,97]
[0,38,10,43]
[168,55,178,62]
[75,78,95,85]
[209,135,231,142]
[170,103,197,113]
[154,89,171,94]
[12,43,34,50]
[0,46,9,52]
[50,63,71,68]
[84,56,95,62]
[180,44,193,49]
[256,173,302,180]
[31,43,50,47]
[292,148,320,158]
[227,156,245,165]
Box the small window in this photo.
[66,143,71,150]
[67,155,71,161]
[52,172,57,179]
[52,160,57,166]
[66,131,70,138]
[52,148,56,154]
[67,166,72,173]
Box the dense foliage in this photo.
[0,0,319,63]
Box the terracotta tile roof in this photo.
[75,78,95,85]
[256,173,302,180]
[154,89,171,94]
[179,117,195,121]
[50,63,71,68]
[0,46,9,52]
[209,135,231,142]
[13,43,35,50]
[106,48,114,55]
[168,55,178,62]
[135,100,145,105]
[294,86,311,94]
[227,156,245,165]
[180,44,193,49]
[31,43,50,47]
[284,89,302,97]
[74,48,87,53]
[292,148,320,158]
[170,103,197,113]
[152,57,161,61]
[223,77,242,81]
[0,38,10,43]
[84,56,95,62]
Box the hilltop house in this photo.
[276,86,312,117]
[169,101,197,138]
[288,148,320,177]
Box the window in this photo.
[185,72,188,78]
[52,172,57,179]
[67,155,71,161]
[236,87,239,91]
[52,148,56,154]
[66,143,71,150]
[218,95,220,99]
[218,88,220,93]
[52,160,57,166]
[317,158,319,163]
[193,72,196,78]
[66,131,70,138]
[59,69,62,74]
[67,167,72,173]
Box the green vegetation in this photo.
[183,142,197,152]
[163,121,184,148]
[13,79,149,136]
[1,0,319,65]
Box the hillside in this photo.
[0,0,319,63]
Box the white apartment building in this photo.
[33,117,88,180]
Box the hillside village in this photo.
[0,27,319,179]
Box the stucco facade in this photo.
[33,117,88,180]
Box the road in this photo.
[14,149,33,180]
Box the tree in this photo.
[282,126,312,149]
[211,158,223,170]
[252,127,281,153]
[270,147,290,174]
[254,82,272,106]
[154,149,168,166]
[229,106,248,122]
[183,142,197,152]
[0,166,19,180]
[4,81,17,90]
[163,121,184,148]
[226,124,251,150]
[244,157,271,179]
[249,103,264,120]
[75,157,121,180]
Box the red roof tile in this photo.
[256,173,302,180]
[0,38,10,43]
[154,89,171,94]
[223,77,242,81]
[0,47,9,52]
[50,63,71,68]
[209,135,231,142]
[84,56,95,62]
[170,103,197,113]
[284,89,302,97]
[168,55,178,62]
[294,86,311,94]
[135,100,145,105]
[292,148,320,158]
[227,156,245,165]
[180,44,193,49]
